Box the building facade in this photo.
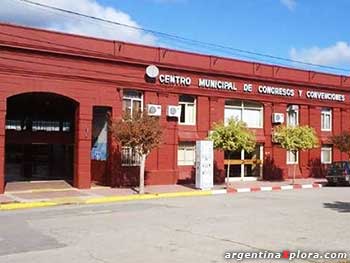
[0,23,350,193]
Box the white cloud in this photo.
[280,0,296,11]
[290,42,350,66]
[0,0,157,45]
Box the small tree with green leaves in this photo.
[330,131,350,160]
[273,125,318,184]
[208,119,256,186]
[111,112,162,194]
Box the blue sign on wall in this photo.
[91,109,108,161]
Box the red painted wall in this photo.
[1,23,350,192]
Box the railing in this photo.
[121,147,141,166]
[5,120,71,132]
[224,159,262,165]
[32,121,60,132]
[5,120,21,131]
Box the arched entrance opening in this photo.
[5,92,77,184]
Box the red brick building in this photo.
[0,23,350,193]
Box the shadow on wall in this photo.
[177,166,196,185]
[308,158,327,178]
[176,161,225,185]
[91,160,108,186]
[107,141,122,187]
[107,139,143,188]
[263,156,284,181]
[323,201,350,213]
[214,161,225,184]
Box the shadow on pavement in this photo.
[323,201,350,213]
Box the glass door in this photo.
[224,144,263,181]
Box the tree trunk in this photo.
[292,150,297,185]
[226,152,232,189]
[139,154,146,194]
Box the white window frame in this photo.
[321,146,332,164]
[179,95,196,125]
[178,142,196,166]
[224,100,263,128]
[122,90,143,118]
[286,150,299,164]
[286,105,299,127]
[321,108,332,131]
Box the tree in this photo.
[330,131,350,159]
[110,112,162,194]
[273,125,318,184]
[208,119,256,186]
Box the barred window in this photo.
[121,147,141,166]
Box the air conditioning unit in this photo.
[167,105,181,118]
[272,113,284,124]
[147,104,162,116]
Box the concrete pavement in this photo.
[0,187,349,263]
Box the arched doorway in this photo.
[5,92,77,184]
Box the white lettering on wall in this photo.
[157,74,347,103]
[306,91,345,102]
[198,78,236,91]
[243,83,253,92]
[258,85,295,97]
[158,74,191,86]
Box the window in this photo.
[122,90,143,117]
[224,100,263,128]
[178,142,196,166]
[321,146,332,164]
[287,105,299,127]
[287,150,298,164]
[321,108,332,131]
[179,95,196,125]
[121,147,141,166]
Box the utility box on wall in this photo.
[195,140,214,190]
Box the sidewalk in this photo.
[0,178,326,210]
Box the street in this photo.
[0,187,349,263]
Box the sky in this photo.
[0,0,350,75]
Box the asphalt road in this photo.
[0,187,349,263]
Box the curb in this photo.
[0,183,323,211]
[212,183,323,195]
[85,190,212,204]
[0,201,59,211]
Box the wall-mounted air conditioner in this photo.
[147,104,162,116]
[272,113,284,124]
[167,105,181,118]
